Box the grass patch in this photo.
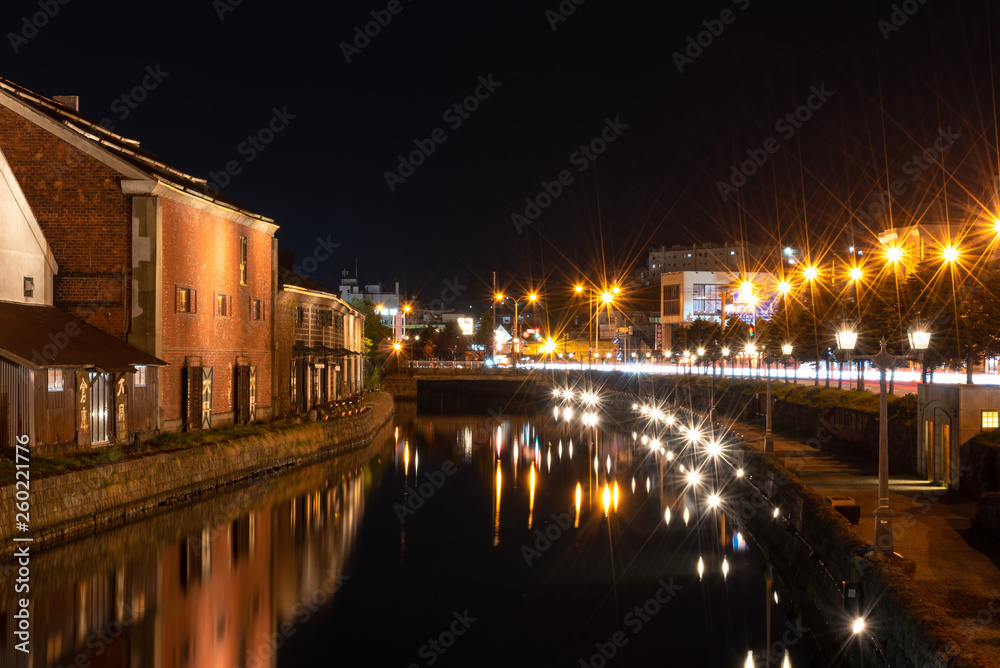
[681,376,917,418]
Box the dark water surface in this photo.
[3,401,821,667]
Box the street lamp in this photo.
[781,341,794,380]
[496,292,538,367]
[836,324,931,552]
[744,342,756,378]
[907,318,931,383]
[574,285,619,365]
[763,343,793,452]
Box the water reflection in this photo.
[0,428,386,668]
[6,404,820,667]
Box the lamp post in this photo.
[574,285,618,366]
[836,323,930,552]
[496,292,538,368]
[763,343,793,453]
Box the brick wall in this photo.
[0,105,132,338]
[160,198,274,426]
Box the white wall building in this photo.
[659,270,778,350]
[0,147,57,304]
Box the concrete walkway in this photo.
[725,417,1000,664]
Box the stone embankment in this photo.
[736,442,992,667]
[0,392,394,556]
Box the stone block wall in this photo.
[0,392,393,554]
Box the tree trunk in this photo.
[967,351,975,385]
[837,361,843,390]
[888,366,895,395]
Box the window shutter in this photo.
[201,368,213,429]
[236,365,251,424]
[186,367,203,431]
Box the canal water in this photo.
[3,398,821,667]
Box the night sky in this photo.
[1,0,996,304]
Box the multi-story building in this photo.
[338,272,402,329]
[274,255,365,415]
[0,141,164,452]
[659,270,777,351]
[0,78,278,432]
[648,242,780,277]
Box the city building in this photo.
[274,254,365,415]
[338,271,402,329]
[917,383,1000,490]
[647,242,781,278]
[659,270,777,351]
[0,78,278,432]
[0,145,164,453]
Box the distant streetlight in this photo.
[496,292,539,367]
[885,245,904,265]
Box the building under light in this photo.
[659,270,779,350]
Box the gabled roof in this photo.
[0,76,275,233]
[0,301,166,372]
[277,262,360,315]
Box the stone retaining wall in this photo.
[739,445,991,667]
[0,392,394,556]
[674,380,918,473]
[961,436,1000,499]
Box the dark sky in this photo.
[2,0,997,305]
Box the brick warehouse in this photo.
[0,79,278,432]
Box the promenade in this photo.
[727,417,1000,664]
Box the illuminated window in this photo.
[135,366,147,387]
[47,368,64,392]
[983,411,999,431]
[176,286,196,313]
[216,294,231,317]
[239,236,248,286]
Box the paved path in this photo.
[725,417,1000,664]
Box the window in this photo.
[318,310,333,327]
[176,286,196,313]
[47,368,64,391]
[662,284,680,317]
[216,294,232,317]
[135,366,147,387]
[294,306,305,325]
[23,277,34,298]
[239,236,248,285]
[251,299,264,321]
[692,284,722,315]
[983,410,999,431]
